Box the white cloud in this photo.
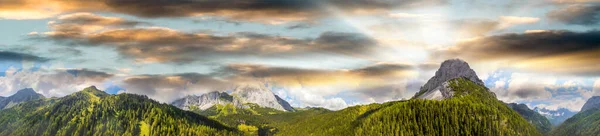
[0,67,113,97]
[283,87,348,110]
[534,97,587,112]
[593,79,600,96]
[504,73,554,101]
[388,13,440,19]
[498,16,540,29]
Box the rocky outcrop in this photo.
[0,88,45,109]
[172,83,295,112]
[581,96,600,112]
[172,92,235,110]
[275,95,295,111]
[414,59,490,100]
[232,83,290,111]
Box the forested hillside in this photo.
[276,78,541,136]
[507,103,552,134]
[550,107,600,136]
[193,103,331,135]
[0,86,237,136]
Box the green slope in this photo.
[550,108,600,136]
[506,103,552,134]
[0,86,237,136]
[193,103,331,135]
[276,78,541,136]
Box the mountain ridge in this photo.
[580,96,600,112]
[413,59,493,100]
[506,103,552,134]
[172,83,295,112]
[0,88,45,109]
[533,107,577,126]
[0,86,237,135]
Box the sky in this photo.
[0,0,599,111]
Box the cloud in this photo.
[286,23,313,29]
[370,16,539,40]
[534,97,588,112]
[497,16,540,29]
[0,0,446,24]
[547,4,600,25]
[434,30,600,76]
[0,67,114,97]
[215,62,416,86]
[38,13,380,64]
[120,73,230,102]
[492,73,554,102]
[213,63,418,108]
[0,51,50,62]
[593,79,600,96]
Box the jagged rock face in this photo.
[232,83,293,111]
[172,83,295,112]
[0,88,45,109]
[275,95,295,111]
[417,81,455,100]
[172,92,235,110]
[581,96,600,112]
[415,59,486,100]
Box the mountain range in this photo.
[171,83,295,112]
[550,96,600,136]
[2,59,596,135]
[533,107,578,126]
[506,103,552,134]
[0,86,237,136]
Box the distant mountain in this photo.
[550,96,600,136]
[0,86,237,135]
[580,96,600,112]
[232,83,295,111]
[506,103,552,134]
[533,107,577,126]
[172,91,238,110]
[276,59,540,135]
[413,59,492,100]
[172,83,295,112]
[0,88,44,109]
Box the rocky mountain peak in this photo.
[12,88,39,97]
[581,96,600,112]
[172,91,235,110]
[172,83,295,112]
[0,88,45,109]
[420,59,484,93]
[232,83,294,111]
[414,59,487,100]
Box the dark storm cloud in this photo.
[437,30,600,59]
[0,51,49,62]
[214,62,416,82]
[351,63,415,77]
[547,4,600,26]
[435,30,600,75]
[0,0,447,23]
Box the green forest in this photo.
[506,103,552,134]
[0,86,237,136]
[550,108,600,136]
[275,78,540,136]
